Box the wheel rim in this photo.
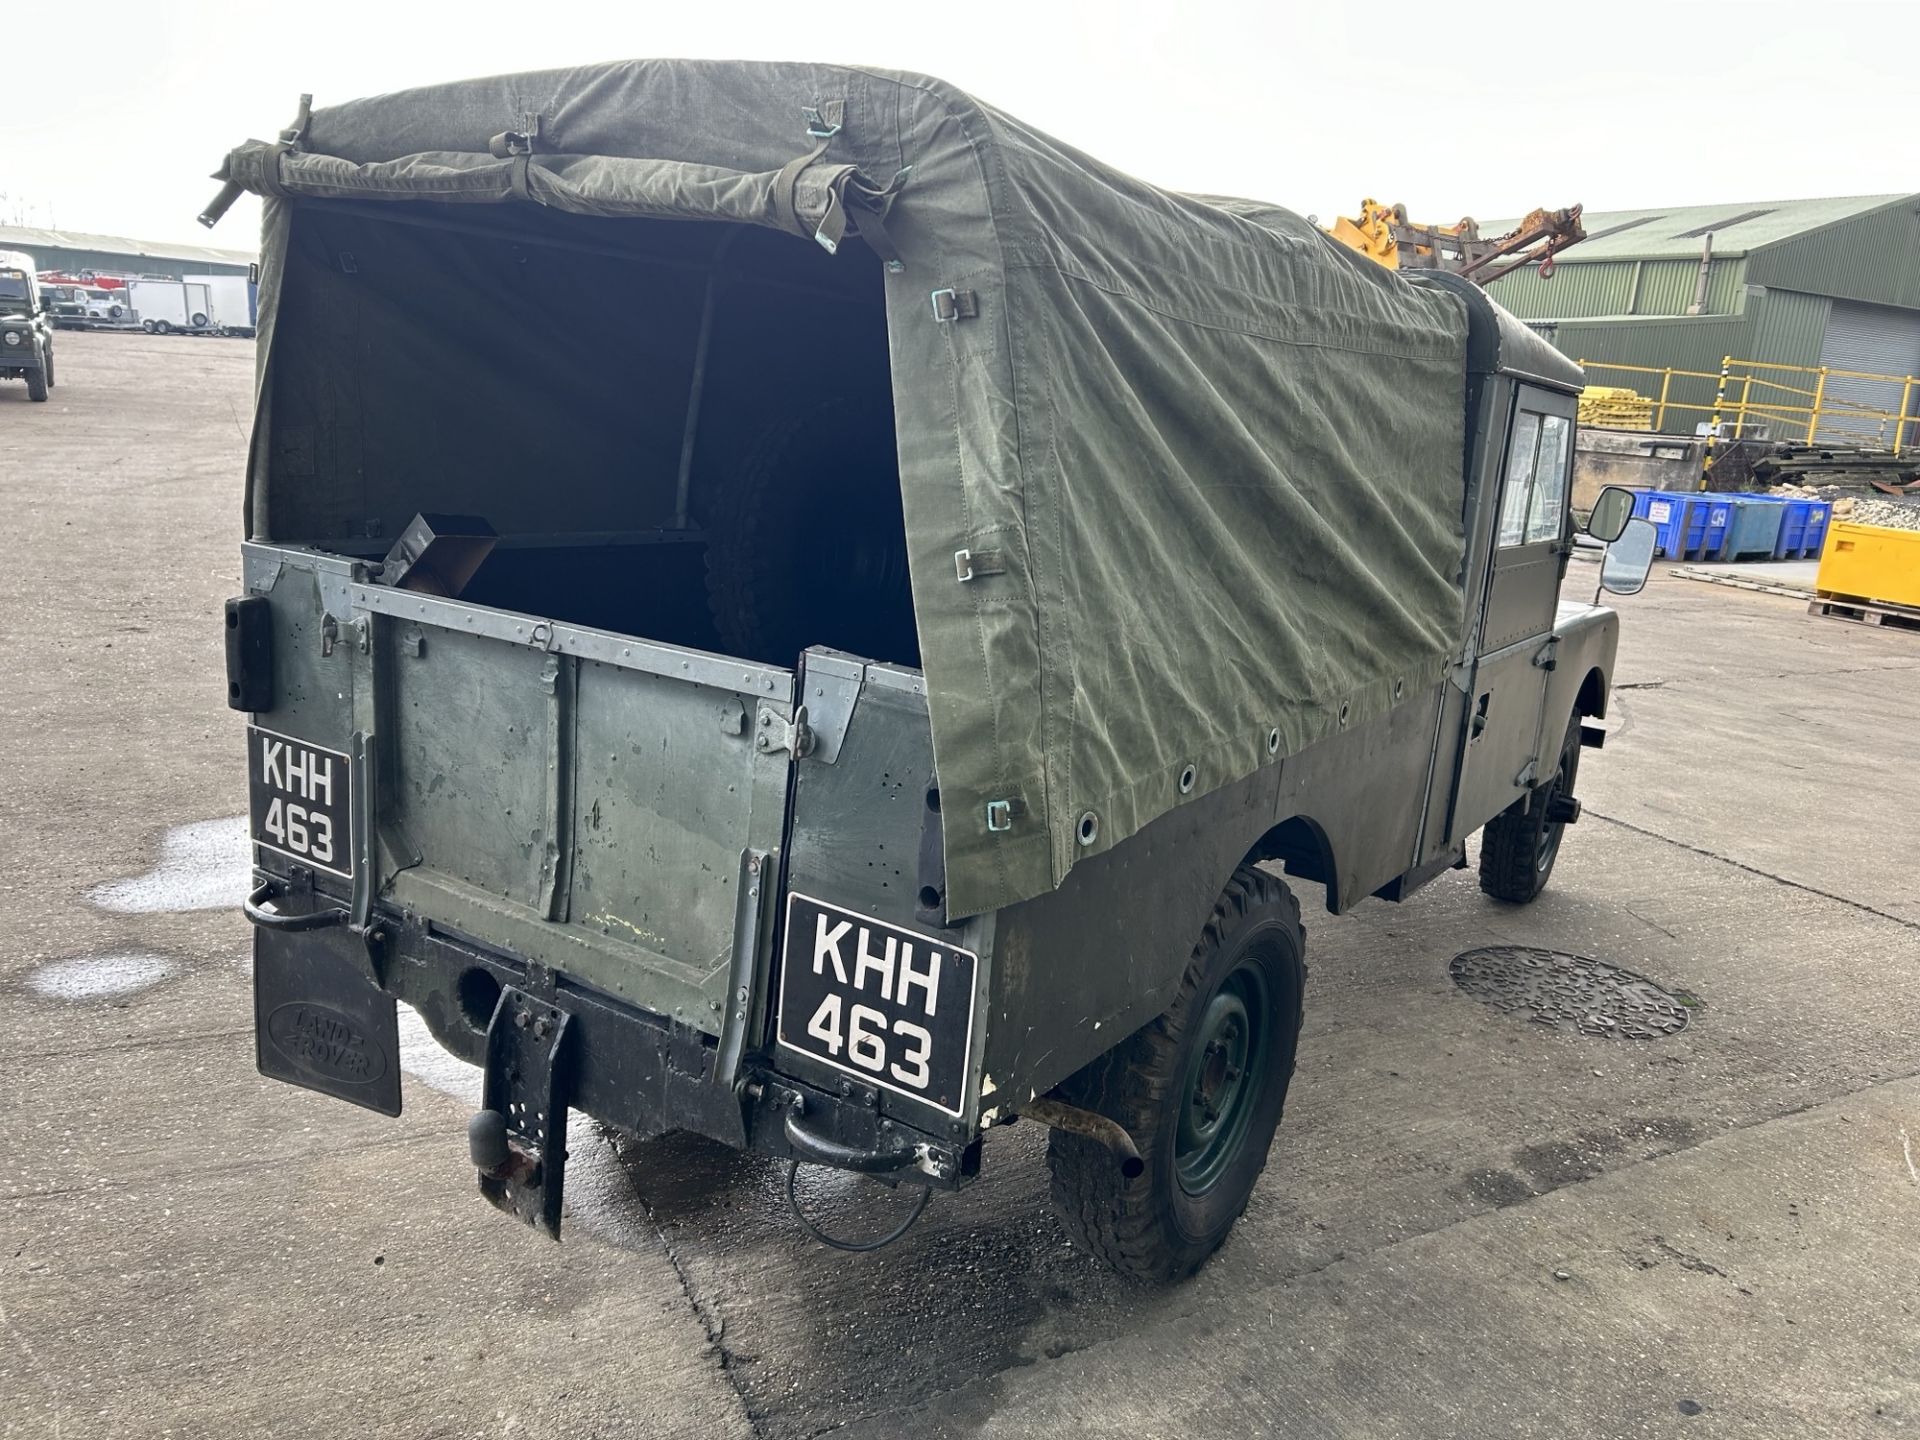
[1175,960,1271,1195]
[1535,767,1565,872]
[1534,733,1580,873]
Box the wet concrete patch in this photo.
[89,816,249,913]
[1513,1116,1706,1192]
[609,1127,1144,1439]
[27,951,177,1001]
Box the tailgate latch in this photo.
[756,703,815,760]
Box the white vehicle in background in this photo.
[131,278,211,335]
[130,275,256,337]
[41,281,136,329]
[184,273,258,337]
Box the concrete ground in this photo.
[5,330,1920,1439]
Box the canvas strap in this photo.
[769,102,910,258]
[488,113,544,200]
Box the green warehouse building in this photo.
[1485,194,1920,445]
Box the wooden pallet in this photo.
[1808,590,1920,632]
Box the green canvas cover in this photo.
[212,60,1471,919]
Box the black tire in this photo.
[702,392,917,668]
[25,359,48,402]
[141,320,156,333]
[1479,713,1582,903]
[42,349,54,388]
[108,304,124,320]
[191,312,210,329]
[1046,866,1307,1282]
[154,320,171,335]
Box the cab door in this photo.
[1449,384,1575,840]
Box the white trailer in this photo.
[130,278,214,335]
[181,274,258,336]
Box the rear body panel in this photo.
[244,542,794,1048]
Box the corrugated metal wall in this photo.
[1491,260,1637,318]
[1489,257,1747,320]
[1747,289,1830,367]
[1634,258,1747,317]
[1748,199,1920,310]
[1557,315,1753,433]
[1816,299,1920,445]
[1739,289,1831,439]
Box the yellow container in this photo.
[1815,521,1920,609]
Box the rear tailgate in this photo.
[352,582,794,1035]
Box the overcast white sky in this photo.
[5,0,1917,252]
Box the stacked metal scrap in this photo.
[1578,385,1653,431]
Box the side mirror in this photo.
[1584,485,1636,544]
[1599,517,1657,597]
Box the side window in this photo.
[1526,415,1571,544]
[1497,411,1542,548]
[1496,407,1571,549]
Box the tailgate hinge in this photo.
[756,703,814,759]
[1532,636,1560,672]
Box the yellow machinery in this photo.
[1329,199,1586,285]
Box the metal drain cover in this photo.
[1450,946,1693,1039]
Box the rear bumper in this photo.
[249,875,980,1226]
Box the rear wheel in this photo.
[1479,713,1582,903]
[154,320,171,335]
[1046,866,1306,1282]
[141,320,156,333]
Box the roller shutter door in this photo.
[1817,300,1920,446]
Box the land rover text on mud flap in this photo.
[0,252,56,402]
[208,62,1653,1281]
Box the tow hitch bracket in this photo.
[474,987,575,1239]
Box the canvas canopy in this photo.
[212,60,1472,919]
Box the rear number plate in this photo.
[776,894,977,1116]
[248,726,353,878]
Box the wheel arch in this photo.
[1576,664,1609,720]
[1241,813,1341,915]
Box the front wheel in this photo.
[1479,713,1582,903]
[43,349,55,388]
[1046,866,1306,1282]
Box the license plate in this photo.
[248,726,353,878]
[776,894,977,1117]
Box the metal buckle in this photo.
[802,107,842,139]
[985,799,1015,832]
[954,548,974,582]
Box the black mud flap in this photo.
[253,926,402,1118]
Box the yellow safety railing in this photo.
[1575,357,1920,456]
